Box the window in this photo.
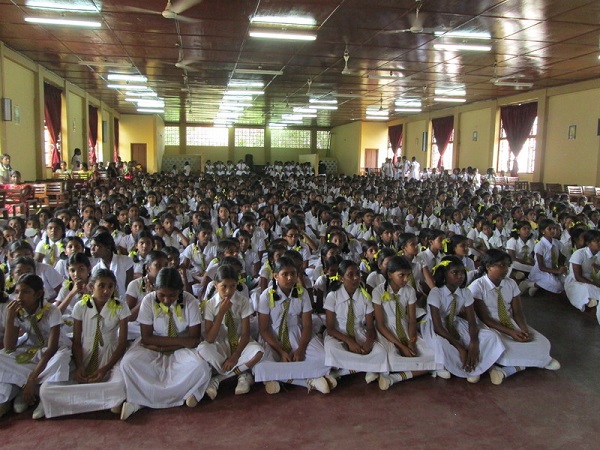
[43,122,58,168]
[164,126,180,145]
[186,127,228,146]
[235,128,264,147]
[271,129,311,148]
[431,130,454,169]
[497,117,537,174]
[316,130,331,149]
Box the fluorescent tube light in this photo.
[137,100,165,108]
[107,74,147,82]
[25,17,101,27]
[249,30,317,41]
[434,31,491,40]
[435,88,466,96]
[79,60,132,68]
[221,101,253,107]
[434,43,491,52]
[492,80,534,88]
[26,1,99,12]
[293,107,317,113]
[228,80,264,87]
[234,69,283,76]
[311,105,338,110]
[309,99,337,104]
[366,110,389,116]
[250,16,316,26]
[137,108,164,113]
[107,84,148,90]
[395,108,422,113]
[366,116,389,120]
[123,91,157,97]
[434,97,467,103]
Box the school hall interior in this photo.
[1,1,600,448]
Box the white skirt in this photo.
[421,318,505,378]
[253,335,329,383]
[323,333,389,373]
[40,362,126,418]
[529,269,563,294]
[0,346,71,403]
[196,339,263,377]
[120,339,211,408]
[565,280,600,311]
[492,327,553,368]
[377,333,440,373]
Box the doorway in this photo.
[131,143,147,171]
[364,148,379,172]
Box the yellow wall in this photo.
[330,121,361,175]
[544,88,600,186]
[404,120,428,166]
[2,58,38,181]
[119,114,164,172]
[361,122,389,167]
[65,90,85,164]
[458,108,493,170]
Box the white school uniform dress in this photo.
[506,237,535,273]
[0,303,71,403]
[120,292,211,408]
[371,283,438,372]
[35,238,64,266]
[565,247,600,311]
[366,271,385,290]
[40,297,131,418]
[461,256,477,285]
[528,238,564,293]
[469,276,553,368]
[323,288,388,373]
[253,287,329,384]
[421,286,504,378]
[92,255,134,301]
[197,291,263,378]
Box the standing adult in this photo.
[71,148,83,170]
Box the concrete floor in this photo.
[1,293,599,450]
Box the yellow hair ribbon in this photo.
[128,249,138,258]
[63,279,73,290]
[216,227,225,239]
[374,250,381,260]
[268,289,277,308]
[359,286,371,300]
[432,259,452,275]
[442,238,451,253]
[328,274,340,282]
[296,283,304,296]
[106,298,122,319]
[381,291,391,302]
[81,294,93,307]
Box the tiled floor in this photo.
[1,293,599,450]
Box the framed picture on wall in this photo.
[568,125,576,140]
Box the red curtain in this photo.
[114,118,119,162]
[432,116,454,168]
[44,83,62,168]
[500,102,537,176]
[388,125,403,164]
[88,105,98,166]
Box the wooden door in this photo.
[131,143,147,171]
[364,148,378,168]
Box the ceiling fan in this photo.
[381,0,448,35]
[124,0,202,23]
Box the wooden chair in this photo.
[566,185,583,202]
[45,181,69,208]
[583,186,596,202]
[545,183,563,197]
[32,183,49,205]
[506,176,519,190]
[2,186,35,218]
[0,191,8,221]
[515,180,529,191]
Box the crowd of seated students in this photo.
[0,158,597,422]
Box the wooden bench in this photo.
[0,186,36,218]
[45,181,69,208]
[545,183,563,197]
[566,185,583,202]
[530,182,544,195]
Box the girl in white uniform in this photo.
[90,231,134,302]
[521,219,566,296]
[197,265,264,400]
[421,256,504,383]
[470,250,560,385]
[324,260,388,384]
[253,257,333,394]
[415,229,445,294]
[54,253,92,315]
[0,274,71,418]
[120,267,211,420]
[564,230,600,316]
[505,221,535,278]
[38,269,131,418]
[372,256,438,390]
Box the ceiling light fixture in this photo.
[434,88,466,96]
[434,31,491,40]
[26,1,99,12]
[434,97,467,103]
[224,89,264,95]
[492,79,534,88]
[137,100,165,108]
[250,16,316,27]
[79,60,132,68]
[395,107,422,113]
[366,110,389,116]
[234,68,283,76]
[137,108,164,113]
[122,91,157,97]
[434,43,492,52]
[309,99,337,104]
[249,29,317,41]
[228,80,264,87]
[293,107,317,113]
[107,74,147,82]
[107,84,148,90]
[25,17,101,27]
[365,115,389,120]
